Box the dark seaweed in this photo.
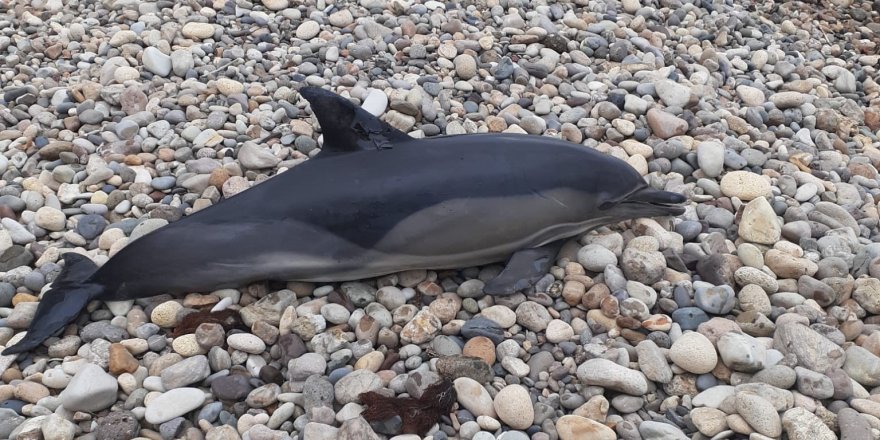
[170,308,245,338]
[359,379,457,435]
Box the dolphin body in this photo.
[2,87,686,355]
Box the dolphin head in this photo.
[569,149,687,223]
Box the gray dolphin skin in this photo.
[2,86,686,355]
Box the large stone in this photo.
[843,345,880,387]
[646,109,688,139]
[238,143,280,169]
[576,358,648,395]
[670,332,718,374]
[781,407,836,440]
[60,364,118,412]
[772,322,845,372]
[556,415,615,440]
[454,377,496,417]
[736,392,781,437]
[738,197,781,245]
[142,47,171,77]
[717,332,765,372]
[145,388,206,424]
[655,79,692,108]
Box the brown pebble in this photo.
[183,293,220,308]
[600,295,619,318]
[209,168,230,188]
[14,381,50,403]
[11,293,38,306]
[615,316,641,330]
[124,155,143,166]
[0,205,17,220]
[562,280,586,306]
[252,320,279,345]
[462,336,496,366]
[582,283,610,309]
[416,280,443,296]
[355,315,380,344]
[328,290,354,312]
[1,368,22,383]
[156,148,175,162]
[621,329,647,344]
[109,343,140,375]
[379,352,400,371]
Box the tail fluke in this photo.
[2,253,103,356]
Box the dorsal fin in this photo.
[298,87,411,155]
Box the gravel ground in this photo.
[1,0,880,439]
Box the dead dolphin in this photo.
[2,86,686,355]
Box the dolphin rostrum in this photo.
[2,87,686,355]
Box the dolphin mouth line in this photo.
[620,200,687,216]
[613,185,687,216]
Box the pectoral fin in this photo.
[483,241,564,296]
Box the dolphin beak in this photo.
[605,186,687,217]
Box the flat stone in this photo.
[691,407,728,437]
[736,392,781,437]
[334,369,381,405]
[60,364,118,412]
[838,408,873,440]
[576,358,648,395]
[182,22,215,39]
[237,143,279,169]
[638,420,688,440]
[738,197,780,244]
[142,47,171,77]
[636,340,672,383]
[770,91,808,109]
[696,141,725,178]
[161,355,210,389]
[736,85,765,107]
[436,355,493,383]
[655,79,692,108]
[781,407,836,440]
[720,171,771,200]
[793,366,834,399]
[556,415,616,440]
[772,322,845,372]
[717,332,765,372]
[693,385,735,408]
[145,388,206,424]
[360,89,388,116]
[454,377,496,417]
[296,21,320,39]
[843,345,880,387]
[646,109,688,139]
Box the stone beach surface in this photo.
[0,0,880,439]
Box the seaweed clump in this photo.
[359,379,457,435]
[170,309,245,338]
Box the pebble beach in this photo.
[1,0,880,439]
